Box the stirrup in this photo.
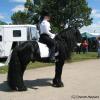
[50,57,56,63]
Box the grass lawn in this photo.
[71,52,97,62]
[0,52,97,74]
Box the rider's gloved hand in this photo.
[51,34,55,39]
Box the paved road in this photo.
[0,59,100,100]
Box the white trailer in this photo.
[0,25,39,59]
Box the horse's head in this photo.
[55,27,81,60]
[55,27,81,43]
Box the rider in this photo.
[39,10,55,62]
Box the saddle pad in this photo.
[38,42,49,58]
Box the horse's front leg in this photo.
[53,59,64,87]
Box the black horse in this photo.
[7,27,81,91]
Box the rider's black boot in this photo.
[50,47,55,63]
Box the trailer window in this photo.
[31,27,39,40]
[0,35,2,41]
[13,30,21,37]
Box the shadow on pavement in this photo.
[0,78,52,92]
[0,81,11,92]
[25,78,52,89]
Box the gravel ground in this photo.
[0,59,100,100]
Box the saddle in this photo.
[38,42,49,58]
[37,42,58,58]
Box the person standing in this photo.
[97,37,100,58]
[82,40,88,54]
[76,42,81,54]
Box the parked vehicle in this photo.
[0,25,39,59]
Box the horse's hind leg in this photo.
[15,68,27,91]
[52,59,64,87]
[7,52,27,91]
[8,64,27,91]
[20,65,28,90]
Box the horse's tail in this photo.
[7,48,22,89]
[5,50,12,66]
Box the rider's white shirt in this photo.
[40,19,55,39]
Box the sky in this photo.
[81,0,100,33]
[0,0,26,23]
[0,0,100,33]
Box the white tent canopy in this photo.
[80,25,100,37]
[90,33,100,37]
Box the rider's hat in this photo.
[41,10,51,17]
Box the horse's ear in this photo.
[65,24,68,29]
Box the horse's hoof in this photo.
[52,79,64,87]
[15,86,27,91]
[52,82,64,87]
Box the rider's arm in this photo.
[44,22,55,39]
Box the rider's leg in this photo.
[39,34,55,61]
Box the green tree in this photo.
[24,0,41,24]
[41,0,93,29]
[12,0,92,30]
[11,11,28,24]
[0,20,7,25]
[11,0,40,25]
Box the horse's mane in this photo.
[55,27,80,60]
